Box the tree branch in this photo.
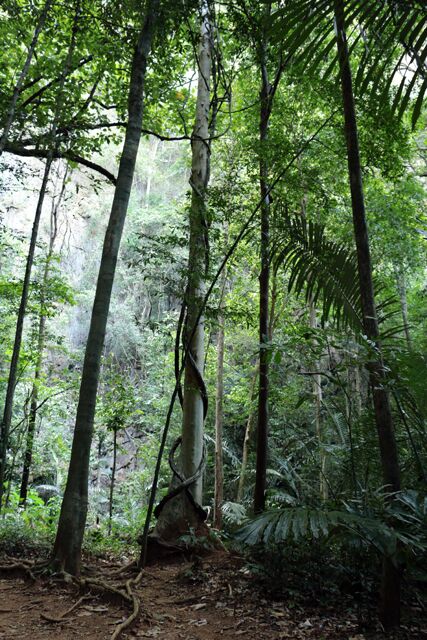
[3,142,116,184]
[20,56,94,108]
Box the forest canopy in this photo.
[0,0,426,637]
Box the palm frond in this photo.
[235,503,423,557]
[222,501,247,526]
[273,213,362,330]
[271,1,427,127]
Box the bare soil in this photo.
[0,552,425,639]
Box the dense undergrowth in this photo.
[1,487,426,614]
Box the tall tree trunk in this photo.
[108,428,118,536]
[254,29,272,514]
[309,303,328,500]
[154,0,212,540]
[394,265,412,350]
[145,137,160,205]
[213,229,228,529]
[51,0,160,575]
[237,362,259,503]
[0,4,79,509]
[0,0,52,154]
[334,0,401,629]
[0,162,52,507]
[19,170,64,505]
[180,0,211,513]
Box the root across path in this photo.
[0,552,425,639]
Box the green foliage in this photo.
[0,1,426,613]
[271,0,427,127]
[0,488,60,552]
[236,490,427,575]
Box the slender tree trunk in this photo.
[180,0,211,512]
[0,161,52,507]
[154,0,212,541]
[254,32,272,514]
[239,270,281,504]
[213,233,228,529]
[19,167,65,504]
[309,303,328,500]
[236,362,259,503]
[253,1,285,513]
[394,265,412,350]
[108,428,117,536]
[0,5,79,509]
[145,137,160,205]
[19,175,63,505]
[51,0,160,575]
[213,304,225,529]
[0,0,52,154]
[334,0,401,629]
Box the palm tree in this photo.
[272,0,427,629]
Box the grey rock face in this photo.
[34,484,61,503]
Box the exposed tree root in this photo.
[40,594,89,622]
[0,561,37,580]
[108,558,137,577]
[110,570,144,640]
[0,556,144,639]
[80,576,132,603]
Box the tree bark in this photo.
[334,0,401,629]
[0,0,52,154]
[153,0,212,540]
[51,0,160,575]
[19,169,64,505]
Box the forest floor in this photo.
[0,550,425,640]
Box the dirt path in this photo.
[0,574,122,639]
[0,553,425,639]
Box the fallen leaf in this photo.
[188,618,208,626]
[300,619,312,628]
[82,605,109,613]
